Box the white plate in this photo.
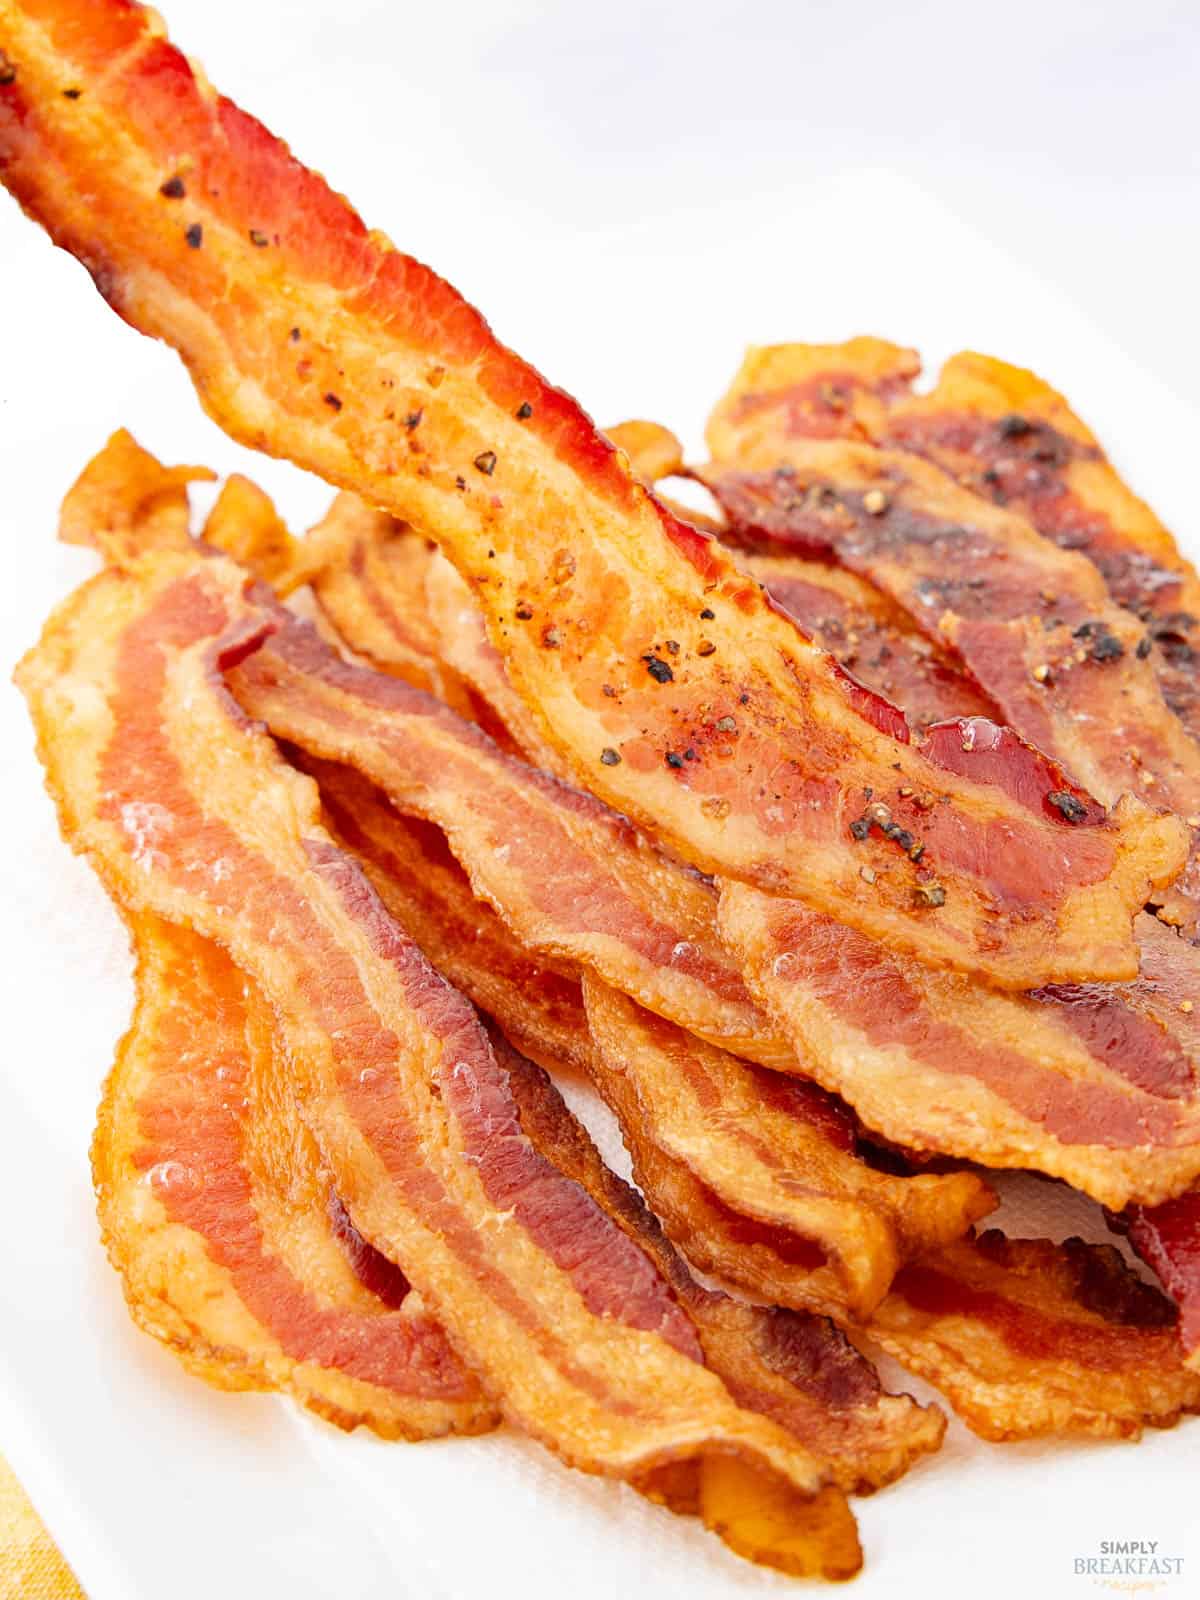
[1,17,1198,1593]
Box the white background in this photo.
[1,2,1198,1596]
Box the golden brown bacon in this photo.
[97,913,497,1439]
[227,614,786,1066]
[707,340,1200,740]
[0,0,1184,986]
[582,978,994,1317]
[721,884,1200,1209]
[20,549,872,1578]
[866,1230,1200,1441]
[702,433,1200,931]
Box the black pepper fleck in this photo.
[62,86,82,99]
[515,602,534,621]
[404,409,423,430]
[1137,635,1153,659]
[160,175,186,199]
[185,223,203,249]
[849,818,870,841]
[600,748,621,766]
[700,607,715,621]
[288,326,301,342]
[323,392,342,411]
[1048,789,1088,823]
[997,414,1032,438]
[665,752,684,769]
[474,450,497,476]
[516,402,533,420]
[1090,633,1125,662]
[455,475,467,491]
[643,654,674,684]
[249,229,270,247]
[665,640,680,655]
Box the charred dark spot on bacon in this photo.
[642,653,674,684]
[1048,790,1089,824]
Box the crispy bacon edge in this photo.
[867,1230,1200,1441]
[0,0,1186,985]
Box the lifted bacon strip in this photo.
[721,884,1200,1209]
[0,2,1182,985]
[707,340,1200,739]
[702,438,1200,931]
[582,978,994,1317]
[96,913,496,1438]
[866,1230,1200,1441]
[227,614,785,1066]
[20,550,866,1577]
[501,1037,946,1494]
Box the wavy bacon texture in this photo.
[19,547,877,1578]
[500,1035,946,1493]
[96,912,497,1438]
[303,752,991,1317]
[308,757,596,1080]
[701,437,1200,932]
[0,0,1185,985]
[866,1230,1200,1441]
[582,978,994,1317]
[706,340,1200,741]
[721,883,1200,1209]
[226,614,787,1066]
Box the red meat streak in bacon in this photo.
[131,944,479,1394]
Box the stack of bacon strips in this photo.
[5,0,1200,1581]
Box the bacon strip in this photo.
[721,884,1200,1209]
[0,0,1183,985]
[582,978,994,1317]
[96,912,496,1438]
[20,549,873,1577]
[226,613,787,1067]
[500,1036,946,1493]
[702,438,1200,931]
[866,1230,1200,1440]
[707,340,1200,740]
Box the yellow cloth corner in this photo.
[0,1455,85,1599]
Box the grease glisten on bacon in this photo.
[0,0,1188,987]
